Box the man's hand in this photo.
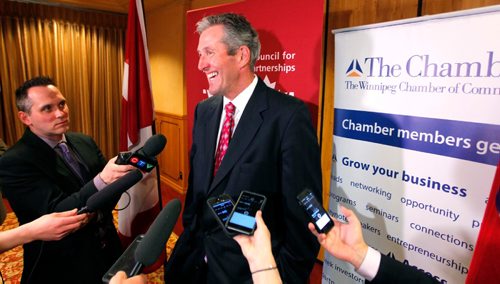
[308,206,369,269]
[99,156,136,184]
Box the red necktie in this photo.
[214,102,235,175]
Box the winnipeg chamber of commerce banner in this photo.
[327,6,500,284]
[186,0,324,146]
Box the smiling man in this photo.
[165,13,322,284]
[0,76,134,283]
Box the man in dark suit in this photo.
[0,76,135,283]
[165,13,322,283]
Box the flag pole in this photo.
[138,0,167,275]
[138,0,163,212]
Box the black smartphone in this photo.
[206,194,236,236]
[226,191,267,235]
[297,189,334,233]
[102,234,144,283]
[127,153,157,172]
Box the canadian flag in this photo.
[466,161,500,283]
[118,0,163,272]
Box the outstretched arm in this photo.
[0,209,86,254]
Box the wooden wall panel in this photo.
[155,112,189,194]
[330,0,419,29]
[422,0,500,15]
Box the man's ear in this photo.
[18,111,31,126]
[238,45,251,69]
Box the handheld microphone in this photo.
[138,134,167,157]
[77,169,143,214]
[130,198,182,275]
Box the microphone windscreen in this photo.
[140,134,167,157]
[134,198,181,266]
[86,169,143,212]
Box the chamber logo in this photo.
[346,59,363,77]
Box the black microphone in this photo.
[77,169,143,214]
[138,134,167,157]
[130,198,182,275]
[115,134,167,165]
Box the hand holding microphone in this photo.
[78,169,144,214]
[100,156,137,185]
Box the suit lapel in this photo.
[199,96,223,191]
[209,80,268,193]
[23,128,77,186]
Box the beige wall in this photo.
[147,1,187,116]
[146,0,236,116]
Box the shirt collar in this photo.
[223,75,258,113]
[41,134,67,149]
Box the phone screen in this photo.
[226,191,266,235]
[209,197,234,224]
[127,153,157,172]
[102,234,143,283]
[297,189,334,233]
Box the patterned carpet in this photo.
[0,211,178,284]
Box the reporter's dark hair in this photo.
[15,76,55,113]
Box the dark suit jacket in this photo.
[165,79,322,284]
[367,254,440,284]
[0,128,122,284]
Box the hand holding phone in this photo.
[297,189,334,233]
[226,191,267,236]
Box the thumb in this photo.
[109,271,127,284]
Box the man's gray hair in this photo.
[196,13,261,70]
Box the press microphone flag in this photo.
[77,169,143,214]
[116,134,167,164]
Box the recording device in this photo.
[226,191,266,235]
[297,189,334,233]
[115,134,167,172]
[102,198,181,282]
[207,194,236,237]
[101,235,144,283]
[77,169,143,214]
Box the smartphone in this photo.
[226,191,267,235]
[102,234,144,283]
[206,194,236,236]
[127,153,157,172]
[297,189,334,233]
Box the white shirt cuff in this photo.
[356,246,381,281]
[93,174,107,191]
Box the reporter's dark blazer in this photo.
[0,128,121,284]
[368,254,440,284]
[165,78,322,284]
